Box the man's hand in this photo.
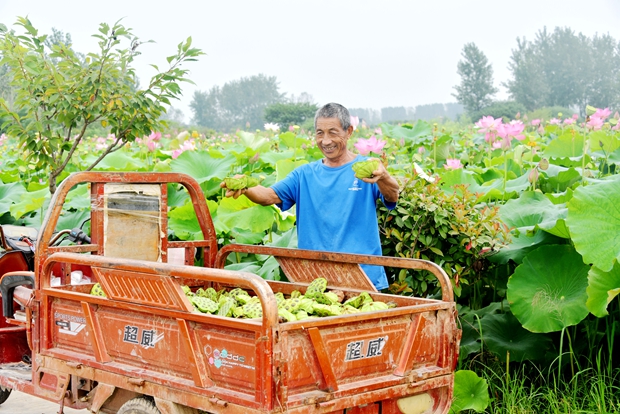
[360,158,388,184]
[220,174,247,199]
[360,158,400,203]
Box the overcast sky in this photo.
[2,0,620,122]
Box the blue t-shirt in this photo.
[271,155,396,290]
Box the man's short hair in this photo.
[314,102,351,131]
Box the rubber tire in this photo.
[117,397,161,414]
[0,387,12,405]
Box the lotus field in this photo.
[1,107,620,412]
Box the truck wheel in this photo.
[117,397,160,414]
[0,386,11,405]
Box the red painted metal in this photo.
[0,171,460,414]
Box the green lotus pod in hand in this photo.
[352,160,380,179]
[224,175,261,190]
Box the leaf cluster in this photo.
[379,176,511,298]
[0,17,203,193]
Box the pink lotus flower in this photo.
[149,131,162,141]
[374,128,383,135]
[354,135,386,155]
[593,107,611,120]
[572,113,579,120]
[445,158,463,169]
[417,146,425,154]
[531,119,541,126]
[350,116,360,130]
[549,118,561,125]
[563,118,575,125]
[475,116,502,144]
[587,116,604,130]
[0,133,7,145]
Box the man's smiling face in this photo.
[315,117,354,167]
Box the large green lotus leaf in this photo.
[589,130,620,153]
[543,131,585,158]
[168,201,206,241]
[567,178,620,272]
[9,187,49,219]
[275,159,308,182]
[438,169,479,193]
[507,245,589,333]
[64,184,92,210]
[500,191,570,238]
[0,182,27,215]
[586,262,620,317]
[540,167,581,193]
[237,131,270,152]
[261,149,300,167]
[449,370,489,413]
[546,188,574,205]
[230,228,265,245]
[170,150,236,184]
[56,209,91,236]
[278,131,311,149]
[476,172,531,202]
[380,120,431,142]
[217,196,275,234]
[488,229,561,265]
[607,146,620,164]
[480,312,552,362]
[457,311,482,361]
[92,150,147,171]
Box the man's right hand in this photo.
[220,175,247,199]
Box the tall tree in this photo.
[191,74,284,131]
[452,43,498,113]
[0,17,202,193]
[506,27,620,113]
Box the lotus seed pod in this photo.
[313,292,333,305]
[278,308,297,322]
[217,297,237,317]
[312,303,336,317]
[323,292,340,304]
[275,292,285,305]
[204,287,219,302]
[360,301,390,312]
[232,306,245,318]
[344,295,363,308]
[228,288,248,300]
[290,290,301,299]
[360,292,373,305]
[243,302,263,318]
[342,304,361,314]
[90,283,106,297]
[295,310,309,320]
[351,160,380,179]
[281,298,301,312]
[181,285,192,296]
[224,176,248,190]
[305,277,328,298]
[191,296,219,313]
[236,294,253,305]
[298,298,315,313]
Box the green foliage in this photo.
[190,74,284,131]
[453,42,498,113]
[505,27,620,113]
[264,102,318,130]
[0,17,203,193]
[469,100,527,123]
[378,176,510,299]
[526,105,574,122]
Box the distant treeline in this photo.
[349,103,464,125]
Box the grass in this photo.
[467,357,620,414]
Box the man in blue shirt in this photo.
[222,103,400,290]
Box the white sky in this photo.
[2,0,620,122]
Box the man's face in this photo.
[315,117,354,166]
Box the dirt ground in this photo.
[0,390,82,413]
